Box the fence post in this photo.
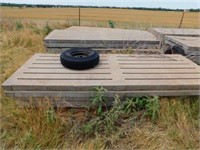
[179,9,188,28]
[79,7,80,26]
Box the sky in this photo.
[0,0,199,9]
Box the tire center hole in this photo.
[69,51,90,58]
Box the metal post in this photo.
[79,7,80,26]
[179,10,187,28]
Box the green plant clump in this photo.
[16,20,24,30]
[43,23,52,35]
[73,87,160,139]
[91,86,108,115]
[108,20,115,28]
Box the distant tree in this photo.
[0,2,199,12]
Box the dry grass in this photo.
[0,18,199,149]
[1,7,200,28]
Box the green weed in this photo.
[73,95,123,138]
[145,96,159,121]
[45,108,56,124]
[42,23,52,36]
[73,93,160,142]
[16,20,24,30]
[108,20,115,28]
[91,86,108,115]
[122,97,136,114]
[125,96,160,121]
[21,129,35,148]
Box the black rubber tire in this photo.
[60,48,99,70]
[164,45,185,56]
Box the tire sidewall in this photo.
[60,48,97,63]
[60,48,99,70]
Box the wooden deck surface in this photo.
[2,54,200,107]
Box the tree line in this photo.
[1,2,199,12]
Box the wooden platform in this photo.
[2,54,200,107]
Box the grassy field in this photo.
[1,7,200,28]
[0,7,200,149]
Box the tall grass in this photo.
[1,7,200,28]
[0,19,199,149]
